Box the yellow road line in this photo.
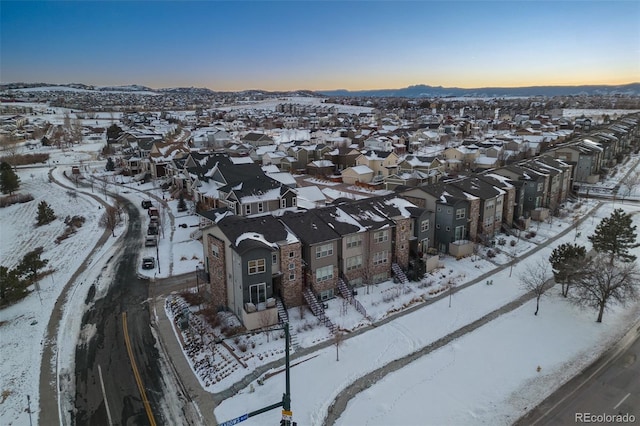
[122,311,157,426]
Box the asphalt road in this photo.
[516,320,640,425]
[74,198,165,425]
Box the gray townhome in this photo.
[203,215,303,330]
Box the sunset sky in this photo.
[1,1,639,91]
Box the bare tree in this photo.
[258,309,272,342]
[572,255,640,323]
[620,170,640,201]
[333,329,345,362]
[99,205,119,237]
[519,258,551,316]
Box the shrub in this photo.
[238,342,248,352]
[486,250,496,258]
[510,239,517,247]
[497,237,506,246]
[0,193,33,208]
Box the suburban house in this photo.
[341,165,374,184]
[202,215,303,330]
[355,150,399,180]
[491,164,548,221]
[546,140,603,184]
[217,175,297,217]
[242,132,275,147]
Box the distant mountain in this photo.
[318,83,640,98]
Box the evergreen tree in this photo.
[17,247,49,289]
[549,243,587,297]
[36,201,56,226]
[588,208,639,264]
[0,161,20,195]
[106,123,123,143]
[105,157,115,172]
[0,266,29,306]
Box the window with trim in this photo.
[292,197,297,206]
[245,204,251,215]
[437,207,442,212]
[288,262,295,270]
[316,243,333,258]
[346,235,362,248]
[373,251,388,265]
[537,183,543,192]
[258,202,264,213]
[249,282,266,304]
[446,226,451,231]
[319,289,334,301]
[212,244,219,258]
[374,230,388,243]
[436,224,441,229]
[281,199,286,208]
[289,251,295,258]
[373,272,387,284]
[316,265,333,282]
[289,273,295,281]
[420,220,429,232]
[346,255,363,271]
[248,259,266,275]
[455,208,465,220]
[454,225,465,241]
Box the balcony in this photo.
[242,298,278,330]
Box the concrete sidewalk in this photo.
[152,296,218,425]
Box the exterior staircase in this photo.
[338,277,368,318]
[392,263,409,284]
[276,298,289,324]
[302,287,337,333]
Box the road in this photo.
[74,198,165,425]
[516,320,640,425]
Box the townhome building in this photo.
[279,210,342,302]
[217,175,297,217]
[491,164,548,222]
[546,139,603,184]
[203,215,303,330]
[523,156,573,213]
[400,183,476,256]
[446,176,505,242]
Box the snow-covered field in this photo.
[218,96,374,114]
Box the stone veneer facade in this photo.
[206,233,227,310]
[393,218,412,269]
[467,198,480,241]
[279,241,303,307]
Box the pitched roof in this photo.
[216,215,296,254]
[279,210,340,245]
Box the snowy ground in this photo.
[2,109,640,425]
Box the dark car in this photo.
[142,257,156,269]
[141,200,153,209]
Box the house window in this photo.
[212,244,219,258]
[346,235,362,248]
[258,202,264,213]
[292,197,297,206]
[346,255,363,271]
[316,265,333,282]
[374,230,388,243]
[289,273,295,281]
[245,204,251,215]
[420,220,429,232]
[319,289,334,301]
[281,199,286,208]
[272,253,278,265]
[437,207,442,212]
[537,183,543,192]
[316,243,333,258]
[373,251,388,265]
[289,251,295,258]
[436,224,441,229]
[288,262,295,270]
[350,277,363,287]
[454,226,466,241]
[456,208,465,220]
[249,282,266,305]
[373,272,388,284]
[248,259,266,275]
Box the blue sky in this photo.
[1,1,638,91]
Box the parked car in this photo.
[145,235,158,247]
[141,200,153,209]
[142,257,155,269]
[148,206,159,217]
[148,223,158,235]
